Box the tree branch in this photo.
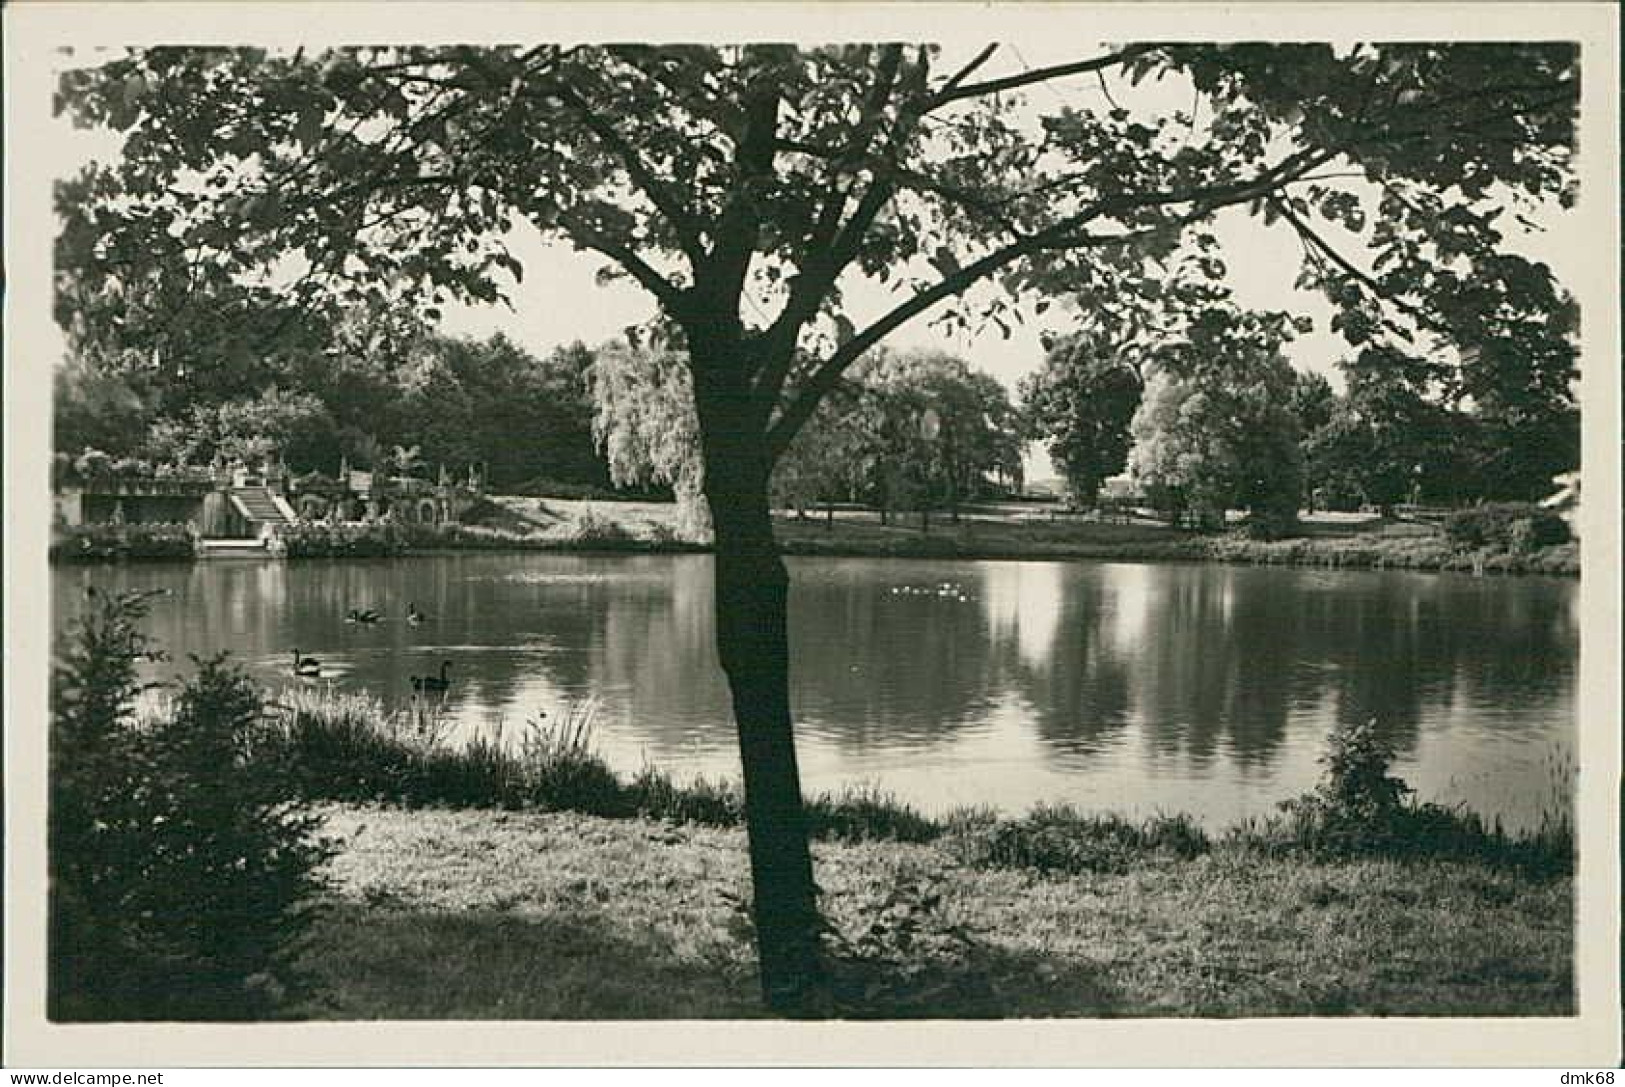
[766,236,1069,457]
[1268,195,1455,343]
[935,44,1000,100]
[543,81,709,271]
[888,164,1025,238]
[558,211,687,315]
[922,45,1158,111]
[704,72,782,328]
[801,46,905,256]
[750,50,923,413]
[765,146,1339,457]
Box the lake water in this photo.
[52,553,1579,831]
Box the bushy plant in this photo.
[806,784,938,844]
[271,689,433,802]
[554,506,635,547]
[1232,717,1576,877]
[1276,717,1415,855]
[50,590,333,1020]
[278,522,410,558]
[643,521,682,548]
[1444,502,1570,552]
[628,767,743,826]
[51,523,198,563]
[517,704,630,816]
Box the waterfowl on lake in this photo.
[346,607,383,624]
[411,660,453,694]
[291,649,322,677]
[407,602,426,625]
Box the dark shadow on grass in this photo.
[822,943,1121,1019]
[299,902,764,1019]
[297,901,1122,1020]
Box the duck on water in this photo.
[411,660,452,695]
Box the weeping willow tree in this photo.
[587,337,712,540]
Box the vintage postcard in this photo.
[4,0,1619,1069]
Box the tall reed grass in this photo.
[266,688,1573,880]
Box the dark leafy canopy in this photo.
[388,334,609,489]
[1019,331,1145,505]
[1127,305,1307,532]
[58,42,1577,469]
[854,349,1025,518]
[53,293,610,485]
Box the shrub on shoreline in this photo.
[551,506,637,547]
[1228,718,1574,881]
[273,516,700,559]
[51,523,198,563]
[1444,503,1571,553]
[49,503,1578,575]
[1201,528,1577,576]
[50,590,333,1021]
[279,522,412,558]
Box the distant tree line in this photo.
[588,337,1025,534]
[53,107,1574,526]
[54,308,1031,520]
[53,316,613,492]
[56,291,1575,530]
[1021,301,1577,528]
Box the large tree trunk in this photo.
[690,363,824,1014]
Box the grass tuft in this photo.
[946,805,1211,874]
[628,767,744,826]
[805,783,940,844]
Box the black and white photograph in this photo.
[4,0,1619,1070]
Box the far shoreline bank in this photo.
[49,508,1581,578]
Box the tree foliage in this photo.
[587,336,711,537]
[1302,360,1463,512]
[861,349,1024,522]
[1127,308,1306,532]
[770,377,875,519]
[53,354,154,457]
[145,386,339,469]
[1020,331,1144,505]
[57,43,1577,461]
[387,335,609,489]
[590,340,1023,527]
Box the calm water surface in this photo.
[53,554,1578,830]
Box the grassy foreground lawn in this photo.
[305,804,1572,1020]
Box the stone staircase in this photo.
[230,485,296,535]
